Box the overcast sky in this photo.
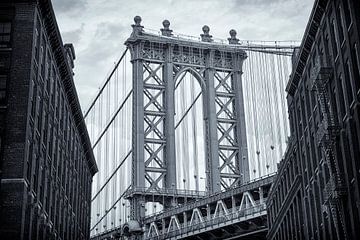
[52,0,314,110]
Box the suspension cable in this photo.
[92,90,133,149]
[84,48,128,119]
[190,74,199,191]
[91,185,131,231]
[175,92,202,129]
[91,150,132,202]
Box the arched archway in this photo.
[174,68,206,191]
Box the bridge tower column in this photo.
[231,38,250,183]
[204,48,221,193]
[128,17,146,221]
[163,42,177,196]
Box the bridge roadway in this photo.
[91,174,276,240]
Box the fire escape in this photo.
[310,54,347,239]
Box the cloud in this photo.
[61,23,85,46]
[52,0,87,14]
[52,0,314,108]
[70,21,128,108]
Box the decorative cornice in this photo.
[285,0,327,96]
[125,32,247,58]
[37,0,98,175]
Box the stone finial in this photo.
[163,20,170,29]
[134,16,142,25]
[202,25,210,34]
[228,29,239,44]
[131,15,144,35]
[161,19,173,36]
[201,25,213,42]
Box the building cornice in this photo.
[285,0,327,96]
[37,0,98,175]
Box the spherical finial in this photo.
[134,16,142,25]
[162,19,170,29]
[229,29,237,38]
[228,29,239,44]
[202,25,210,34]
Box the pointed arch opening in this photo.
[174,68,206,191]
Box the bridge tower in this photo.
[125,16,249,223]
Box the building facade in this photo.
[267,0,360,239]
[0,0,98,239]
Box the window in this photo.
[352,43,360,94]
[338,7,345,44]
[331,20,339,57]
[344,60,354,105]
[324,35,332,63]
[301,95,307,128]
[0,75,7,102]
[342,0,352,29]
[331,86,339,125]
[338,75,346,120]
[0,22,11,48]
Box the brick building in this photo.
[0,0,98,239]
[267,0,360,239]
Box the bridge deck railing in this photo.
[142,27,299,50]
[124,187,207,198]
[146,201,267,239]
[144,173,276,220]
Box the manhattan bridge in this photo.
[86,16,298,240]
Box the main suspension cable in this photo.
[90,185,131,232]
[84,48,128,119]
[91,150,132,202]
[92,90,133,149]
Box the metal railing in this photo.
[142,27,299,52]
[124,187,207,198]
[144,173,276,219]
[146,201,267,239]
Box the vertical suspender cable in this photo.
[84,48,128,119]
[123,51,128,221]
[190,74,199,191]
[180,73,188,189]
[269,49,278,171]
[272,48,282,163]
[282,53,291,138]
[275,45,285,157]
[260,50,268,174]
[255,51,262,177]
[264,50,276,173]
[248,49,260,178]
[276,49,285,155]
[258,50,264,176]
